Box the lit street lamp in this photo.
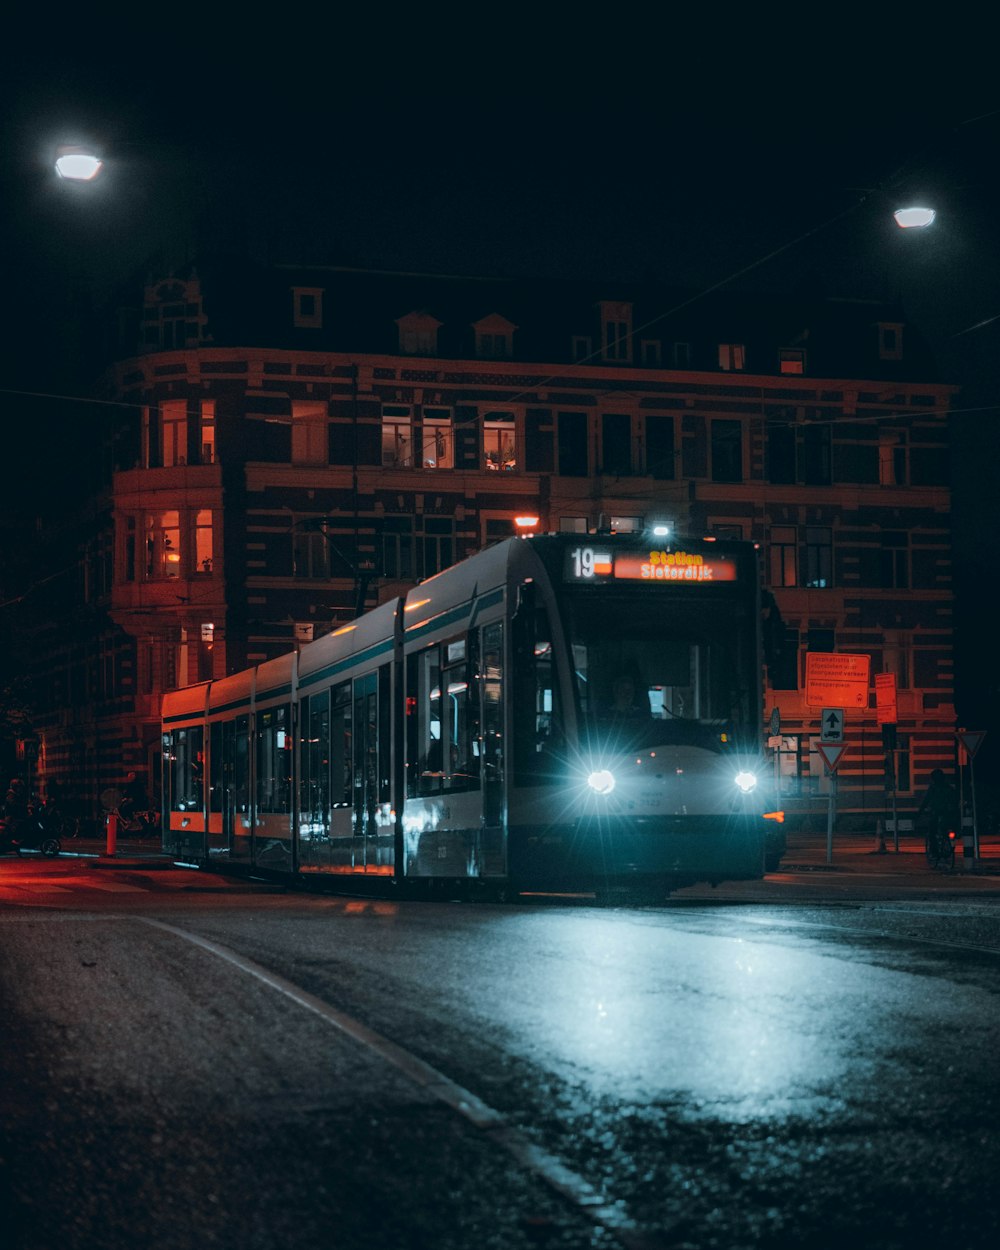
[54,145,103,182]
[893,204,936,228]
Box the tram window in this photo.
[233,716,250,815]
[331,682,352,807]
[169,727,204,812]
[209,721,224,813]
[257,705,292,813]
[302,691,331,833]
[408,638,480,795]
[568,602,747,730]
[513,601,561,784]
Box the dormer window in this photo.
[878,322,903,361]
[396,310,442,356]
[292,287,324,329]
[779,348,806,375]
[141,277,206,352]
[600,301,633,362]
[473,313,517,359]
[718,343,746,371]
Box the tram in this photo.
[161,532,784,897]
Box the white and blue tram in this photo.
[161,533,783,896]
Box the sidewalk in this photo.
[779,829,1000,875]
[56,830,1000,877]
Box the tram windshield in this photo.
[561,594,756,749]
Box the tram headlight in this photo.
[587,769,616,796]
[734,769,758,794]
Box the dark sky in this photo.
[2,20,998,724]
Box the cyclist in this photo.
[918,768,959,867]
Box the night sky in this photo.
[2,19,998,728]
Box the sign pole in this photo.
[827,772,836,865]
[971,753,980,860]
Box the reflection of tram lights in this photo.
[587,768,616,795]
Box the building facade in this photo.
[30,265,957,829]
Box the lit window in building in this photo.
[600,301,633,362]
[195,510,213,574]
[382,405,412,467]
[201,400,216,464]
[779,349,806,374]
[805,526,833,588]
[770,526,797,588]
[291,400,328,465]
[484,411,516,470]
[718,343,746,371]
[422,409,454,469]
[559,516,588,533]
[610,516,643,533]
[879,429,908,485]
[161,400,187,467]
[147,511,181,579]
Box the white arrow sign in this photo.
[821,708,844,742]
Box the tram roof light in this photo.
[515,515,540,529]
[651,524,670,537]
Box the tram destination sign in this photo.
[805,652,871,709]
[564,545,738,584]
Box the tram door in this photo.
[353,673,379,866]
[480,621,505,872]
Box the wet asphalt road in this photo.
[1,853,1000,1249]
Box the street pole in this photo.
[826,771,836,865]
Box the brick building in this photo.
[29,264,957,828]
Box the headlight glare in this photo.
[587,769,616,796]
[734,770,758,794]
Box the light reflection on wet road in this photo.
[3,877,1000,1248]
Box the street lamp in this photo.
[893,205,936,229]
[54,144,103,182]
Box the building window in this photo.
[710,523,744,540]
[718,343,746,371]
[711,419,743,483]
[767,422,797,484]
[769,526,797,588]
[640,340,661,365]
[293,526,331,579]
[879,429,908,485]
[200,400,216,464]
[571,335,593,362]
[420,517,454,577]
[779,349,806,374]
[483,410,517,471]
[805,526,832,588]
[880,531,910,589]
[291,400,328,465]
[382,405,412,467]
[645,414,675,480]
[673,342,691,368]
[396,311,442,356]
[883,632,911,690]
[146,510,181,579]
[878,322,903,361]
[473,314,517,359]
[421,408,453,469]
[161,400,188,467]
[195,510,213,574]
[802,424,831,485]
[557,411,589,477]
[380,517,415,579]
[610,515,643,533]
[601,413,632,475]
[292,287,324,329]
[601,301,633,362]
[560,516,588,533]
